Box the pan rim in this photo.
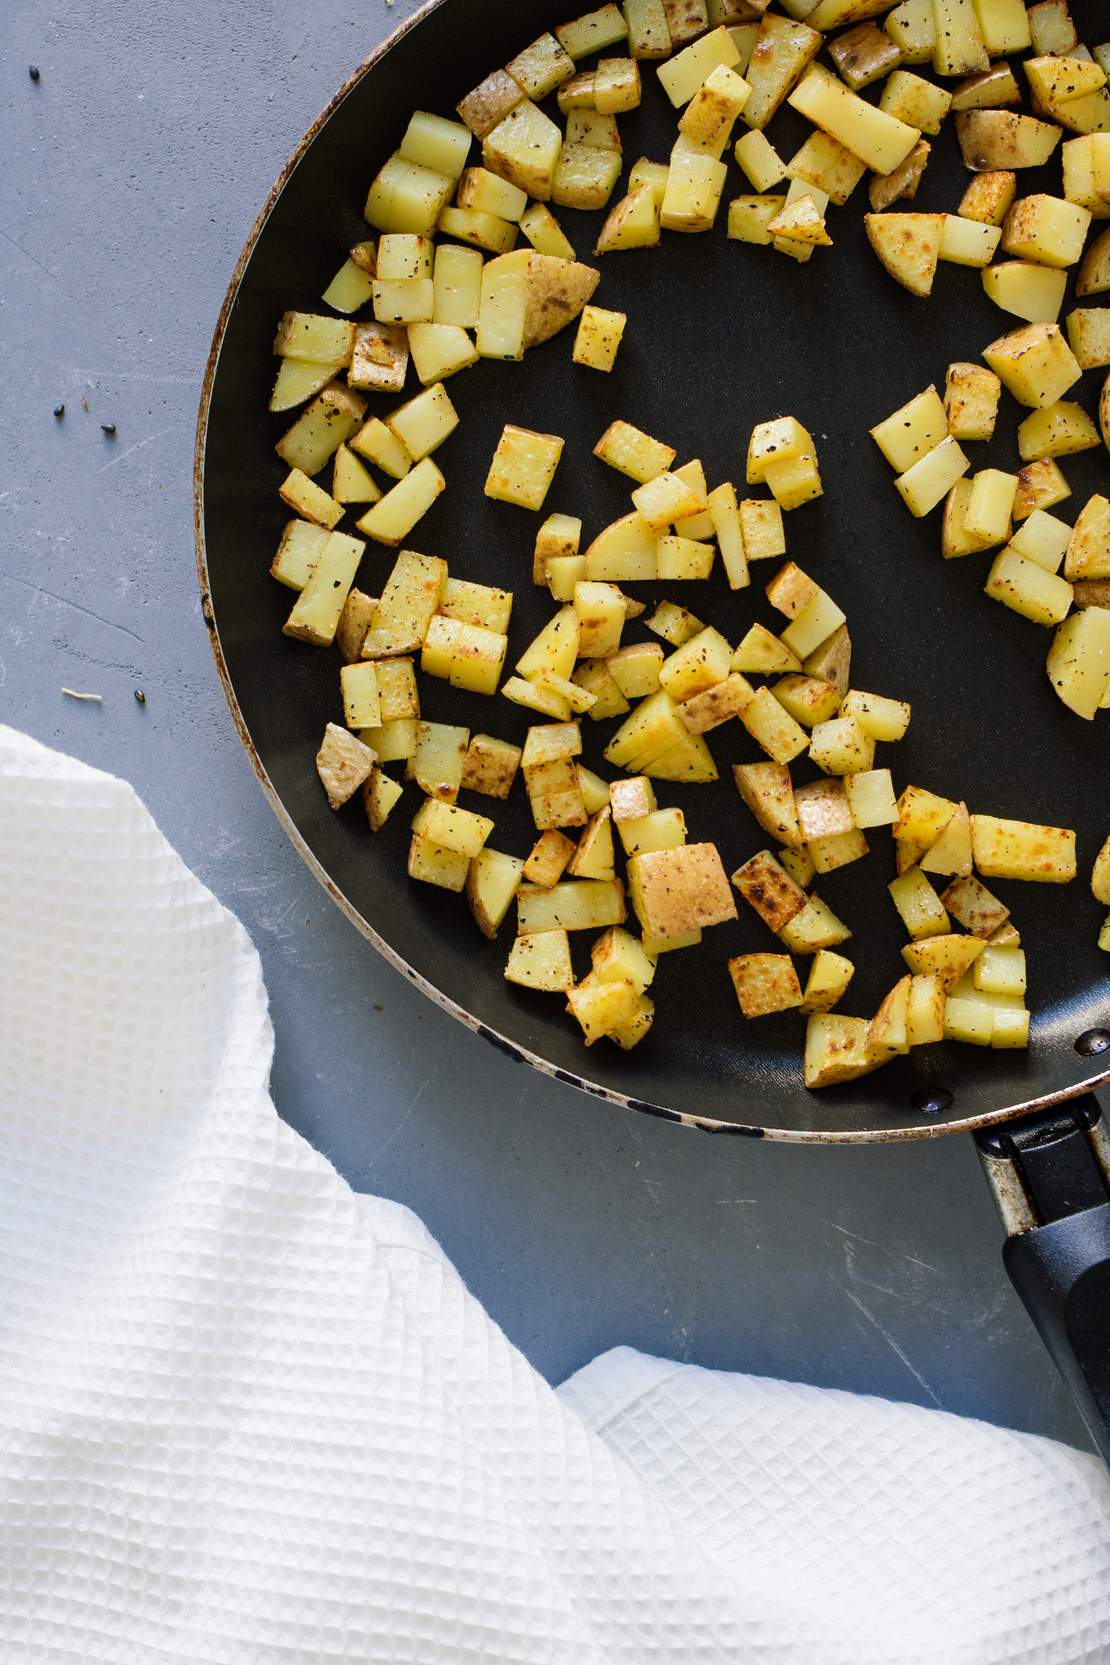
[192,0,1110,1145]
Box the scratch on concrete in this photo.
[365,1070,439,1170]
[843,1285,942,1407]
[2,571,146,647]
[97,424,182,473]
[0,226,75,300]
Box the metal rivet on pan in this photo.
[1075,1029,1110,1058]
[911,1088,953,1117]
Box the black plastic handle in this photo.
[977,1098,1110,1466]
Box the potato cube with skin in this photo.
[679,673,752,734]
[363,767,403,833]
[555,5,630,60]
[945,363,1001,441]
[729,954,804,1019]
[870,386,948,473]
[505,930,574,991]
[955,109,1065,171]
[741,15,823,131]
[628,844,738,941]
[335,588,378,662]
[523,829,577,888]
[983,323,1082,409]
[829,25,903,92]
[780,895,852,955]
[317,723,376,810]
[901,933,986,990]
[573,306,626,372]
[765,561,818,620]
[970,814,1077,883]
[485,426,564,511]
[869,140,932,214]
[461,734,521,799]
[732,850,808,932]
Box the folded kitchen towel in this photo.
[1,720,1109,1665]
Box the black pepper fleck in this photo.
[101,423,116,436]
[53,404,64,419]
[29,64,40,81]
[133,688,146,705]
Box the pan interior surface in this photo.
[199,0,1110,1141]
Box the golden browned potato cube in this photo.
[628,842,737,940]
[363,767,403,833]
[483,102,564,200]
[466,848,524,939]
[525,756,589,830]
[733,760,804,847]
[406,720,469,803]
[1014,458,1071,521]
[743,15,822,131]
[1065,496,1110,580]
[864,213,945,298]
[970,814,1077,882]
[505,929,574,990]
[869,139,931,214]
[729,953,803,1018]
[485,424,565,510]
[507,32,576,99]
[732,850,808,931]
[945,362,1001,440]
[901,933,985,989]
[517,878,626,935]
[573,305,627,371]
[591,925,656,992]
[1002,193,1091,269]
[594,419,677,481]
[779,895,852,954]
[408,833,470,892]
[411,796,493,858]
[566,974,641,1044]
[461,733,521,799]
[523,829,578,887]
[801,950,855,1015]
[830,23,903,90]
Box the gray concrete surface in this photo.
[1,0,1091,1448]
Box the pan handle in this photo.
[977,1096,1110,1465]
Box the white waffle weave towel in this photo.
[2,722,1108,1665]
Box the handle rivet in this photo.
[1075,1029,1110,1058]
[912,1088,953,1116]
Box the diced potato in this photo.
[269,356,348,414]
[803,1015,884,1089]
[573,306,627,372]
[944,362,1001,441]
[1027,0,1078,56]
[955,111,1062,172]
[332,445,381,507]
[930,0,988,75]
[437,206,518,256]
[661,148,729,232]
[628,843,737,939]
[460,734,521,799]
[505,929,574,991]
[274,311,356,364]
[679,64,753,154]
[457,71,526,140]
[411,796,493,859]
[780,895,852,954]
[943,477,993,557]
[516,607,580,684]
[524,755,589,830]
[901,933,985,989]
[552,144,623,211]
[1045,606,1110,718]
[275,381,367,477]
[808,715,874,775]
[959,168,1017,225]
[803,625,852,698]
[567,973,641,1044]
[371,274,435,325]
[316,722,376,809]
[507,31,577,98]
[950,63,1021,111]
[406,721,469,804]
[347,323,409,397]
[939,214,1001,267]
[801,950,855,1014]
[523,829,578,887]
[895,435,970,516]
[485,425,564,511]
[729,953,804,1018]
[519,203,578,261]
[361,719,418,764]
[889,867,951,939]
[765,560,818,619]
[407,833,471,892]
[732,849,809,931]
[594,419,677,482]
[737,499,786,562]
[388,382,459,460]
[517,879,626,935]
[1064,496,1110,580]
[623,0,672,58]
[1066,308,1110,370]
[919,800,973,876]
[356,458,445,547]
[983,321,1082,409]
[465,848,524,940]
[732,624,799,676]
[533,513,584,587]
[335,588,378,663]
[596,55,644,113]
[283,532,364,647]
[869,975,913,1057]
[865,212,945,297]
[773,675,839,729]
[502,677,571,720]
[521,721,583,770]
[440,577,513,634]
[571,659,628,719]
[735,130,787,191]
[732,761,803,847]
[740,685,809,764]
[555,5,630,60]
[870,385,948,472]
[881,69,952,133]
[595,185,662,257]
[1002,194,1091,269]
[646,601,706,648]
[1017,401,1099,463]
[793,131,869,209]
[362,766,403,832]
[839,689,910,742]
[964,468,1017,544]
[339,661,381,730]
[1014,458,1071,521]
[885,0,937,65]
[970,813,1077,882]
[728,193,787,245]
[657,25,741,107]
[567,806,616,879]
[606,644,664,702]
[741,15,823,130]
[824,24,900,93]
[278,467,343,531]
[982,260,1069,327]
[767,194,832,247]
[483,102,564,200]
[363,550,446,658]
[940,873,1010,937]
[790,72,921,175]
[973,944,1027,998]
[844,768,898,828]
[1007,510,1070,574]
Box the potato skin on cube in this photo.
[628,843,737,941]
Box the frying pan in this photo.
[195,0,1110,1456]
